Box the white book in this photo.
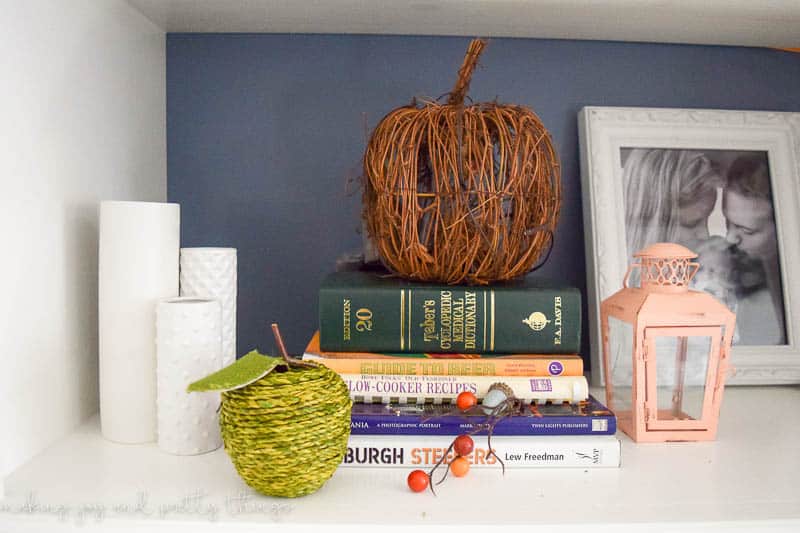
[340,373,588,404]
[342,434,621,468]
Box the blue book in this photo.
[349,395,616,436]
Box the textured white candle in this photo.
[179,248,237,366]
[156,297,223,455]
[99,201,180,443]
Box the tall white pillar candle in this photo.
[156,297,223,455]
[98,201,180,443]
[179,248,237,366]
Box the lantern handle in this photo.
[623,262,641,289]
[687,261,700,283]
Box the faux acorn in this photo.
[188,325,352,498]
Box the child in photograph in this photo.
[692,236,740,343]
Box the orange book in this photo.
[302,331,583,377]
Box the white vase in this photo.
[156,297,223,455]
[98,201,180,444]
[179,247,237,367]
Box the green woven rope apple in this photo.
[188,325,352,497]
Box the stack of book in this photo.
[305,269,620,469]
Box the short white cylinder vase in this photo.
[179,247,237,366]
[99,201,180,444]
[156,297,223,455]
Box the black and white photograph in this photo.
[580,107,800,385]
[620,148,785,346]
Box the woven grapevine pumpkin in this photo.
[362,39,561,285]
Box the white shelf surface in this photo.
[2,386,800,532]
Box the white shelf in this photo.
[2,386,799,531]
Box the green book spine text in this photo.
[319,271,581,354]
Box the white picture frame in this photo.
[579,106,800,385]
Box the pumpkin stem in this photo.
[447,38,488,106]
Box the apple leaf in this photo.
[187,350,284,392]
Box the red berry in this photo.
[453,434,474,456]
[449,456,470,477]
[407,469,430,492]
[456,391,477,411]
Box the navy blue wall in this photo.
[167,34,800,361]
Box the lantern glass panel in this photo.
[608,316,634,413]
[652,335,714,422]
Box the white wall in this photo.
[0,0,165,478]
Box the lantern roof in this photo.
[602,286,735,326]
[634,242,697,260]
[637,290,735,326]
[601,287,649,323]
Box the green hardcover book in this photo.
[319,271,581,354]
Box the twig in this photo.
[271,323,316,369]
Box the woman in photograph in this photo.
[623,148,723,255]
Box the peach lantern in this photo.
[600,243,736,442]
